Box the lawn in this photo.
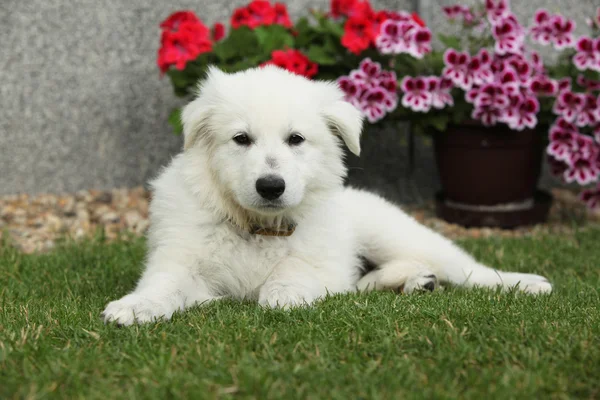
[1,228,599,399]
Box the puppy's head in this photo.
[181,66,363,224]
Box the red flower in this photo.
[411,12,426,27]
[261,49,318,78]
[274,3,293,27]
[342,15,374,54]
[231,1,293,29]
[212,23,225,41]
[231,7,252,28]
[330,0,358,18]
[160,11,201,31]
[247,0,276,28]
[157,11,213,74]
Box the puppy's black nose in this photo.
[256,175,285,200]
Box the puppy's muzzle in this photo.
[256,175,285,200]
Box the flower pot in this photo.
[433,123,552,228]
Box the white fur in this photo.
[102,66,552,325]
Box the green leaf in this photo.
[438,33,462,50]
[254,25,295,53]
[307,46,336,65]
[168,108,183,135]
[214,27,260,62]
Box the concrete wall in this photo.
[1,0,590,202]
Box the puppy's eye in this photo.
[233,133,251,146]
[287,133,305,146]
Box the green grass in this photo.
[1,229,599,400]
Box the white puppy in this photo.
[102,66,552,325]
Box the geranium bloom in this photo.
[557,77,572,93]
[547,118,578,161]
[157,11,213,73]
[231,1,292,29]
[577,76,600,91]
[581,184,600,209]
[261,49,318,78]
[212,23,225,41]
[359,87,389,123]
[527,75,558,96]
[442,49,472,90]
[374,19,431,58]
[330,0,358,18]
[553,91,585,123]
[530,9,552,45]
[564,152,599,185]
[472,105,503,126]
[549,15,576,50]
[338,59,398,122]
[400,77,433,112]
[471,83,510,109]
[443,5,473,21]
[342,15,374,54]
[349,58,381,88]
[428,77,454,109]
[504,96,540,130]
[469,49,494,86]
[485,0,510,23]
[576,94,600,127]
[573,37,600,72]
[492,15,524,55]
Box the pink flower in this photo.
[577,76,600,92]
[504,55,532,83]
[530,9,552,45]
[547,118,578,162]
[338,76,363,108]
[497,68,520,95]
[492,16,524,55]
[427,77,454,109]
[576,94,600,127]
[528,75,558,96]
[338,59,398,123]
[529,51,545,75]
[469,49,494,85]
[359,87,390,123]
[581,184,600,209]
[442,49,472,90]
[564,152,598,185]
[400,77,432,112]
[553,91,585,123]
[486,0,510,24]
[504,96,540,131]
[557,77,572,93]
[573,37,600,72]
[472,106,503,126]
[375,20,432,58]
[349,58,382,88]
[471,83,510,109]
[549,15,576,50]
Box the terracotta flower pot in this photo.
[433,123,552,228]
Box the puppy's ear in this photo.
[323,100,364,156]
[181,66,227,150]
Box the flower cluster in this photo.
[573,36,600,72]
[331,0,431,56]
[530,9,576,50]
[231,0,292,29]
[157,11,217,73]
[261,49,318,78]
[337,58,398,123]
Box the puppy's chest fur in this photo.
[197,222,292,299]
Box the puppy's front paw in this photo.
[511,273,553,294]
[258,283,315,309]
[102,294,174,326]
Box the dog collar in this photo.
[249,223,297,237]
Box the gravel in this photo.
[1,187,598,254]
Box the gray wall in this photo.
[1,0,590,202]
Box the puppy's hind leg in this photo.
[357,260,438,294]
